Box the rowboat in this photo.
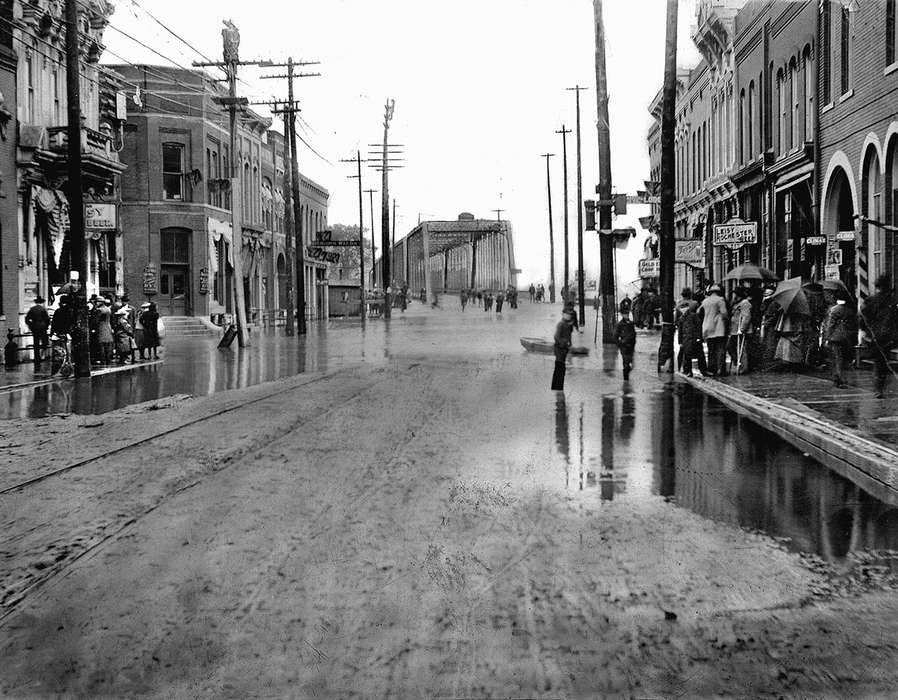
[520,337,589,356]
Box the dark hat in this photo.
[120,294,130,302]
[34,296,45,304]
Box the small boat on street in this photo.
[520,337,589,356]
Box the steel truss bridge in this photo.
[373,215,518,297]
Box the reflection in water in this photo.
[554,394,570,489]
[619,392,635,442]
[600,396,615,501]
[654,384,676,499]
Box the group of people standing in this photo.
[670,274,898,397]
[528,283,548,303]
[24,292,161,371]
[459,286,518,313]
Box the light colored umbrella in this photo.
[770,276,810,316]
[724,263,779,282]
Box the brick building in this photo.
[11,0,124,325]
[0,0,17,325]
[111,65,329,323]
[818,0,898,298]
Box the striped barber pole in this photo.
[856,216,868,299]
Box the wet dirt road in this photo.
[2,303,898,697]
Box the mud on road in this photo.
[1,356,898,698]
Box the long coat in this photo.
[701,294,729,340]
[96,306,114,343]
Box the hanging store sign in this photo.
[836,231,856,242]
[712,218,757,249]
[306,246,341,264]
[805,236,826,246]
[825,264,841,281]
[675,239,705,266]
[142,262,158,296]
[638,258,660,278]
[84,202,117,230]
[827,248,843,266]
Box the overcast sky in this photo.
[103,0,699,291]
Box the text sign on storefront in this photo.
[142,262,158,296]
[199,267,209,294]
[713,219,757,249]
[805,236,826,246]
[675,239,705,266]
[84,202,116,230]
[306,246,341,264]
[638,258,660,278]
[825,264,841,281]
[836,231,856,242]
[827,249,843,265]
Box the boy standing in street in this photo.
[614,309,637,380]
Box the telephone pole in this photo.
[593,0,616,344]
[391,198,397,278]
[193,22,268,346]
[340,151,367,324]
[364,188,378,288]
[260,57,321,335]
[64,0,89,376]
[658,0,679,370]
[567,85,587,322]
[541,153,556,303]
[556,125,572,298]
[380,100,395,316]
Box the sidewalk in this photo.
[0,358,163,394]
[681,365,898,493]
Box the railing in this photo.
[45,125,117,161]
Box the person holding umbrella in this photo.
[729,287,754,374]
[858,274,898,398]
[701,284,729,376]
[823,290,857,388]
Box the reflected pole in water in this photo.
[601,395,615,500]
[555,393,571,489]
[655,386,676,498]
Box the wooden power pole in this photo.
[658,0,679,370]
[593,0,616,343]
[64,0,89,376]
[542,153,556,302]
[556,125,572,297]
[567,85,587,320]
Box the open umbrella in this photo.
[770,276,810,316]
[820,278,850,296]
[724,263,780,282]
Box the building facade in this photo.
[111,64,330,323]
[0,0,17,325]
[12,0,124,327]
[649,0,898,300]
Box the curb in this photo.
[0,359,164,395]
[681,374,898,503]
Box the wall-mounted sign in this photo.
[825,264,841,281]
[84,202,116,230]
[306,246,340,264]
[199,267,209,294]
[786,239,794,261]
[638,258,660,278]
[713,218,757,249]
[675,239,705,266]
[805,236,826,246]
[836,231,856,242]
[142,262,158,296]
[827,248,843,266]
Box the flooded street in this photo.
[2,301,898,697]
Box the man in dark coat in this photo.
[552,308,576,390]
[858,274,898,397]
[614,310,637,381]
[823,296,857,388]
[25,296,50,367]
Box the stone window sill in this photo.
[839,90,854,103]
[821,102,835,114]
[885,62,898,76]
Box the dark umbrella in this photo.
[819,278,850,296]
[771,277,811,316]
[723,263,779,282]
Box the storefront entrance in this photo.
[160,265,189,316]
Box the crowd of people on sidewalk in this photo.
[24,288,162,373]
[656,274,898,398]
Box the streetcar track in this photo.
[0,369,349,496]
[0,366,414,627]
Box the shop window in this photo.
[162,143,185,200]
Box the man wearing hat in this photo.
[552,307,576,390]
[25,296,50,367]
[701,283,729,376]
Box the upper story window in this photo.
[841,6,851,95]
[803,47,814,141]
[53,68,62,124]
[822,0,832,104]
[747,82,755,159]
[888,0,897,66]
[789,59,799,150]
[162,143,185,201]
[25,52,34,123]
[777,69,786,155]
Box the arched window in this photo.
[803,46,814,142]
[864,150,883,280]
[747,82,755,159]
[790,58,800,150]
[777,69,786,155]
[739,89,746,165]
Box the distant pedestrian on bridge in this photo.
[496,290,505,314]
[529,284,536,303]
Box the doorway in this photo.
[160,265,189,315]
